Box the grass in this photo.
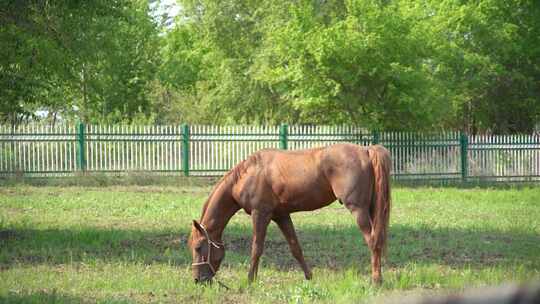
[0,183,539,303]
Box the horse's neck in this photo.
[200,179,240,241]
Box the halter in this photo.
[191,223,224,276]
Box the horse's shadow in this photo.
[2,222,538,272]
[218,222,539,271]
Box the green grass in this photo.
[1,184,539,303]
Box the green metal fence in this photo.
[1,123,539,181]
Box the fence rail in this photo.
[1,124,539,182]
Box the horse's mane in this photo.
[198,156,252,221]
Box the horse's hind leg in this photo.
[333,165,382,284]
[353,207,382,284]
[348,206,382,284]
[248,210,272,282]
[274,214,312,280]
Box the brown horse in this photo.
[188,143,391,284]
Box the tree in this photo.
[0,0,161,124]
[425,0,540,133]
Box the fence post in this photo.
[77,122,86,172]
[280,123,288,150]
[182,124,190,176]
[460,132,468,182]
[372,130,380,145]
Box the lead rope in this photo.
[216,278,231,290]
[191,224,230,290]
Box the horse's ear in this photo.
[192,220,204,233]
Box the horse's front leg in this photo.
[274,214,312,280]
[248,210,272,282]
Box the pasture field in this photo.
[0,183,539,303]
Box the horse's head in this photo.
[188,220,225,284]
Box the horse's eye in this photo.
[195,245,202,252]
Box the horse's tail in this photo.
[368,145,391,256]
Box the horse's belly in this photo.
[278,197,335,214]
[274,182,336,213]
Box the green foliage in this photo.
[424,0,540,133]
[0,0,160,124]
[1,0,539,131]
[252,0,448,129]
[157,0,539,131]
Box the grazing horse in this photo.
[188,143,391,284]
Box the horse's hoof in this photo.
[372,277,382,286]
